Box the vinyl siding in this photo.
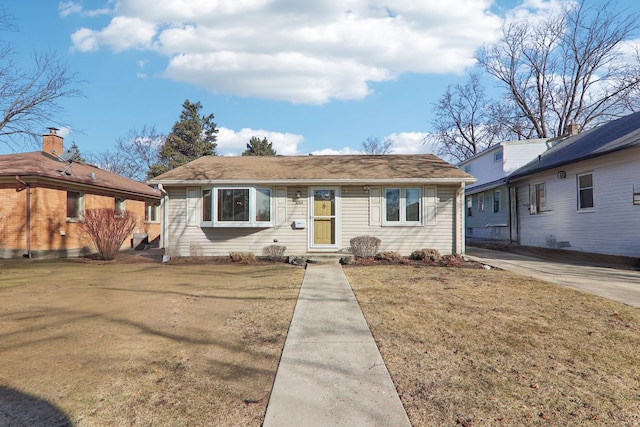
[515,147,640,258]
[165,184,461,257]
[465,186,510,242]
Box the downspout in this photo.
[16,176,31,258]
[456,183,465,254]
[157,184,169,257]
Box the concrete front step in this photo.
[287,254,353,265]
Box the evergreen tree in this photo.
[242,136,277,156]
[148,100,218,177]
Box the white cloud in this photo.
[71,17,158,52]
[217,127,304,156]
[69,0,505,103]
[310,147,361,156]
[59,1,113,18]
[385,132,434,155]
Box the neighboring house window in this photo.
[145,201,160,222]
[577,173,594,210]
[494,151,503,162]
[478,193,484,212]
[67,191,84,220]
[202,189,212,222]
[529,182,546,214]
[634,187,640,205]
[384,188,421,224]
[464,165,471,173]
[466,196,472,217]
[205,187,272,227]
[114,197,125,214]
[493,190,501,213]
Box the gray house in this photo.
[508,112,640,258]
[459,139,549,243]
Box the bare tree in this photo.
[476,0,640,139]
[82,208,138,260]
[361,136,393,155]
[0,9,82,150]
[87,126,164,181]
[431,74,510,163]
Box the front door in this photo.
[311,188,338,248]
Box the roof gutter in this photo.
[148,177,477,186]
[15,176,31,258]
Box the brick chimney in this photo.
[563,122,579,136]
[42,127,64,155]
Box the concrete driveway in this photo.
[466,247,640,309]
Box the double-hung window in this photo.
[114,197,126,216]
[203,187,272,227]
[67,191,84,221]
[478,193,484,212]
[577,173,594,210]
[384,188,421,225]
[493,190,501,213]
[466,196,472,217]
[145,201,160,222]
[529,182,546,214]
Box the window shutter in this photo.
[276,187,287,226]
[425,186,437,225]
[186,187,198,226]
[369,186,381,226]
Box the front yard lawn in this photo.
[345,265,640,426]
[0,259,304,426]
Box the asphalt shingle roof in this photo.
[150,154,474,183]
[509,112,640,180]
[0,151,161,198]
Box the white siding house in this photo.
[508,112,640,258]
[149,155,475,257]
[459,139,549,243]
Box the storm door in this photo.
[311,188,338,248]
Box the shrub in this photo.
[229,252,256,263]
[410,248,441,262]
[82,208,138,260]
[189,241,204,258]
[375,251,403,262]
[262,244,286,260]
[350,235,381,258]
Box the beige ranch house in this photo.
[149,154,475,258]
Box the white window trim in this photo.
[202,186,274,228]
[529,181,546,215]
[383,187,422,226]
[145,201,160,223]
[493,190,501,213]
[66,190,85,222]
[577,172,594,211]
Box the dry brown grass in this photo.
[0,258,304,426]
[345,265,640,427]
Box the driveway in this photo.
[466,246,640,309]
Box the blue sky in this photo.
[1,0,639,157]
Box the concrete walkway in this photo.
[466,247,640,308]
[263,263,411,427]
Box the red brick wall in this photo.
[0,183,160,258]
[0,185,27,250]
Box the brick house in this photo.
[0,129,162,258]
